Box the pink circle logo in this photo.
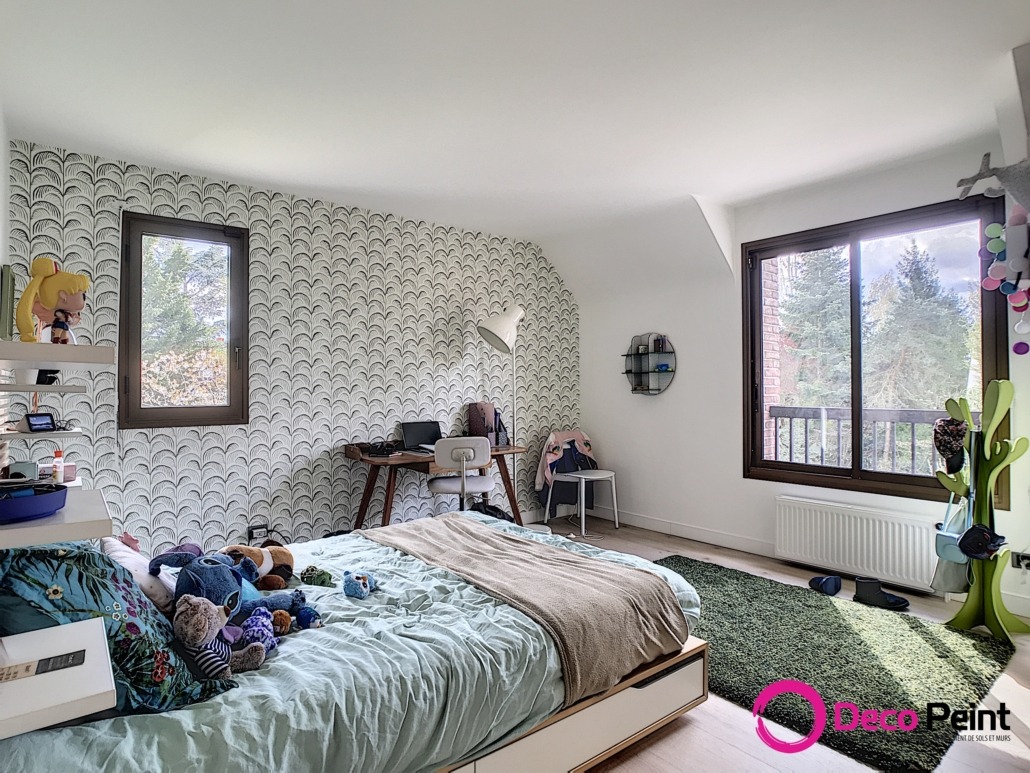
[752,680,827,753]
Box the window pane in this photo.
[761,246,852,467]
[860,220,982,475]
[140,234,230,408]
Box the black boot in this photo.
[854,577,910,611]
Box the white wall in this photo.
[544,134,1030,612]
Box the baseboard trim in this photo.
[1001,591,1030,619]
[589,505,776,557]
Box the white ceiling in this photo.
[1,1,1029,240]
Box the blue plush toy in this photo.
[239,607,279,654]
[149,549,261,617]
[149,548,305,624]
[296,606,322,629]
[342,571,378,599]
[235,588,307,624]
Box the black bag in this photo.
[958,524,1006,560]
[468,501,515,523]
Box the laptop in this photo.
[400,421,443,453]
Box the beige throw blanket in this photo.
[362,514,689,706]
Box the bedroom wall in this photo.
[7,140,580,553]
[544,135,1030,612]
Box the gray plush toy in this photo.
[173,594,266,680]
[957,152,1030,210]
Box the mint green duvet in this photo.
[0,514,700,773]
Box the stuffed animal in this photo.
[234,588,307,625]
[299,565,333,587]
[149,550,261,618]
[268,605,323,635]
[271,610,292,636]
[296,606,323,630]
[343,571,378,600]
[239,607,279,654]
[150,546,304,627]
[219,540,295,591]
[172,594,265,679]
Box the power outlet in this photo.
[247,524,269,543]
[1011,552,1030,569]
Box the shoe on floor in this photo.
[854,577,910,611]
[808,575,842,596]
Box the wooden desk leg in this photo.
[355,465,381,530]
[381,466,398,527]
[479,467,490,505]
[495,455,523,526]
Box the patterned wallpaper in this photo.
[7,140,580,553]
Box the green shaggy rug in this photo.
[656,555,1014,771]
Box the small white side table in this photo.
[545,469,620,537]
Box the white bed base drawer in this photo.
[471,644,707,773]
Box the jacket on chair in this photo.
[535,430,598,518]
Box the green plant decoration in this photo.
[938,379,1029,645]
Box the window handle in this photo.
[234,345,241,369]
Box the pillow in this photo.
[100,537,176,614]
[0,542,234,714]
[0,593,58,635]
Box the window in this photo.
[742,196,1008,502]
[119,212,249,429]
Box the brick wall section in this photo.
[761,259,781,459]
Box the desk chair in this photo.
[428,437,495,510]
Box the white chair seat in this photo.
[428,475,495,495]
[546,467,619,536]
[554,469,615,481]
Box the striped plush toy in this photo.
[172,594,266,680]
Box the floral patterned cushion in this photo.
[0,542,234,713]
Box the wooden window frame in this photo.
[119,211,250,429]
[741,195,1010,506]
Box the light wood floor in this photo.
[552,516,1030,772]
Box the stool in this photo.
[544,469,619,537]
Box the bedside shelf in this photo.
[0,341,115,371]
[0,384,87,394]
[0,617,116,739]
[0,429,82,440]
[0,488,112,550]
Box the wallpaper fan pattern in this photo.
[8,140,580,553]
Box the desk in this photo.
[345,444,528,528]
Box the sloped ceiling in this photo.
[0,1,1028,240]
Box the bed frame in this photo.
[442,636,708,773]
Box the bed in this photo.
[0,513,702,773]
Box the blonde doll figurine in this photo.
[15,258,89,343]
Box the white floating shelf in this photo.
[0,428,82,440]
[0,488,112,550]
[0,618,116,740]
[0,341,115,371]
[0,383,87,394]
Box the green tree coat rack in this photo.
[936,380,1029,646]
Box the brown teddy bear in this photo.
[219,539,295,591]
[172,594,266,679]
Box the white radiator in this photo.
[775,496,937,592]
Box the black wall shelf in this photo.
[623,333,676,395]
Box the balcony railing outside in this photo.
[767,405,978,475]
